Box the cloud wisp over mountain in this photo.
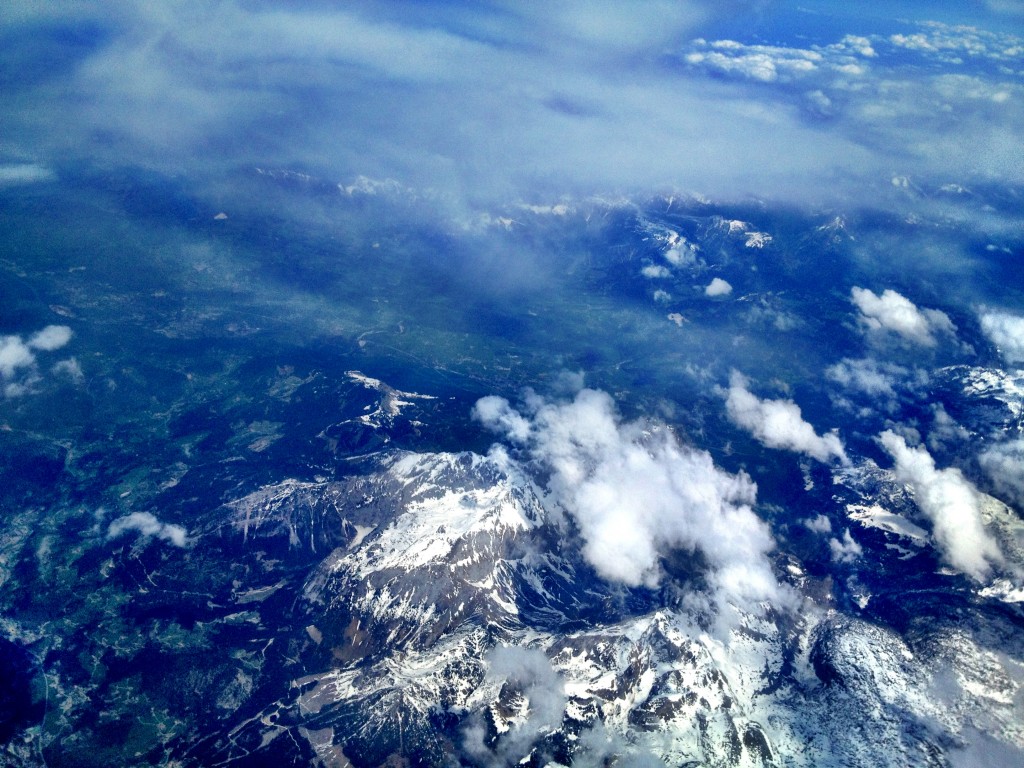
[878,430,1003,582]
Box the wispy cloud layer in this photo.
[3,3,1021,206]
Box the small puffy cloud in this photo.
[851,287,956,347]
[704,277,732,297]
[685,40,823,83]
[979,310,1024,364]
[664,246,696,267]
[839,35,877,58]
[829,529,863,563]
[107,512,188,547]
[488,645,564,731]
[0,336,36,378]
[878,430,1002,581]
[472,395,532,442]
[725,372,848,464]
[474,387,785,615]
[804,514,833,534]
[52,358,84,381]
[978,439,1024,509]
[641,264,671,279]
[0,325,76,397]
[28,325,73,351]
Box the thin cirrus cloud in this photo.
[4,1,1020,210]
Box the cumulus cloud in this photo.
[804,514,833,534]
[684,39,825,83]
[107,511,188,547]
[704,277,732,297]
[0,325,75,396]
[679,23,1024,189]
[927,403,970,453]
[0,336,36,379]
[851,287,956,347]
[52,357,84,381]
[641,264,671,279]
[572,721,664,768]
[878,430,1002,581]
[980,310,1024,364]
[826,358,909,399]
[473,387,785,614]
[28,325,73,351]
[978,439,1024,509]
[724,372,848,464]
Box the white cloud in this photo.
[641,264,671,279]
[0,336,36,378]
[825,357,908,399]
[0,325,76,397]
[980,310,1024,364]
[28,325,73,351]
[827,528,860,565]
[804,514,832,534]
[825,357,929,413]
[474,387,785,615]
[0,2,916,212]
[107,511,188,547]
[4,5,1022,247]
[473,395,532,442]
[725,372,848,464]
[704,277,732,297]
[0,163,55,185]
[829,529,863,563]
[685,40,824,83]
[463,644,567,765]
[978,439,1024,509]
[850,287,956,347]
[927,403,970,452]
[878,430,1002,581]
[52,358,84,381]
